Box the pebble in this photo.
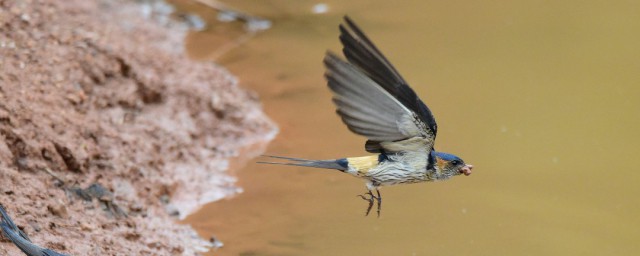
[47,203,69,218]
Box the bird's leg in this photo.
[358,190,375,216]
[375,189,382,218]
[357,189,382,217]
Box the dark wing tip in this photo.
[336,15,438,138]
[323,50,342,63]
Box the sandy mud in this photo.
[0,0,275,254]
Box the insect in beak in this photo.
[460,165,473,176]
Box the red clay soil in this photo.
[0,0,276,255]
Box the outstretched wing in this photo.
[325,52,433,155]
[338,16,438,153]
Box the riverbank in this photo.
[0,0,276,254]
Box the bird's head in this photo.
[432,151,473,180]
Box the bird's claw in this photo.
[357,190,382,217]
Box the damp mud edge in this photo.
[0,0,276,255]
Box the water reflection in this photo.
[178,0,640,255]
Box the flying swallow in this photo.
[259,16,473,217]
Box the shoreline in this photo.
[0,0,276,254]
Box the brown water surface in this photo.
[176,1,640,255]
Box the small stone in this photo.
[53,142,83,173]
[210,235,224,249]
[164,204,179,217]
[124,231,141,241]
[47,203,69,218]
[28,220,41,232]
[129,202,144,212]
[20,14,30,22]
[80,222,94,231]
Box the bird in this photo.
[258,16,473,217]
[0,204,69,256]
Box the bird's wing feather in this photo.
[339,16,437,151]
[324,52,427,145]
[364,140,383,152]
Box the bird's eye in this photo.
[451,160,460,165]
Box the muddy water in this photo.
[177,1,640,255]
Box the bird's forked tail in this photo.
[257,155,348,172]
